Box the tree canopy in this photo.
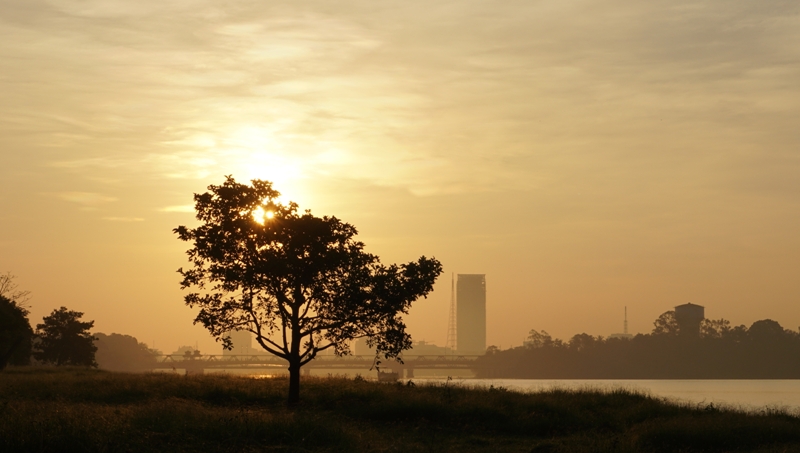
[94,333,158,372]
[0,273,33,370]
[34,307,97,367]
[175,177,442,403]
[652,310,678,335]
[0,295,33,370]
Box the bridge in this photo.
[152,353,481,378]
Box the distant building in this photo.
[222,330,259,355]
[408,340,448,356]
[609,333,633,339]
[354,337,375,356]
[675,303,704,337]
[457,274,486,354]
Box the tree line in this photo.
[0,272,159,372]
[474,311,800,379]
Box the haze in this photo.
[1,0,799,355]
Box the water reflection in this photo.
[410,379,800,412]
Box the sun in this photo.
[251,206,275,224]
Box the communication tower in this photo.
[610,306,633,339]
[624,306,628,335]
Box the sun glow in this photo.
[252,206,275,224]
[221,127,309,206]
[171,125,318,209]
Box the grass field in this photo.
[2,367,800,452]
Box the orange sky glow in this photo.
[1,0,799,354]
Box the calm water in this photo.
[411,379,800,411]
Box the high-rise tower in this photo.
[445,273,457,353]
[223,329,254,355]
[456,274,486,354]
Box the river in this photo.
[410,378,800,412]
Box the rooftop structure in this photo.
[675,303,705,337]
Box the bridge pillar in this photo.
[302,366,311,377]
[405,367,414,379]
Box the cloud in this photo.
[6,0,800,203]
[56,192,117,205]
[158,205,194,213]
[49,157,128,170]
[102,217,144,222]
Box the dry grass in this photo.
[2,367,799,452]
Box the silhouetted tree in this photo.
[34,307,97,367]
[569,333,600,351]
[94,333,158,372]
[524,329,555,348]
[0,273,33,370]
[652,310,679,335]
[0,272,31,307]
[700,318,732,338]
[747,319,787,342]
[0,295,33,370]
[175,177,442,404]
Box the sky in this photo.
[1,0,799,355]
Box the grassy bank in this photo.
[1,368,799,452]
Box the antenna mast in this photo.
[446,273,457,354]
[624,306,628,335]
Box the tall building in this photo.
[457,274,486,354]
[223,329,256,355]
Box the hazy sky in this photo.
[2,0,799,354]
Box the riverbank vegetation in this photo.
[2,368,800,452]
[476,315,800,379]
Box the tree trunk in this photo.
[287,300,302,405]
[0,336,24,371]
[288,359,301,405]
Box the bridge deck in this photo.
[152,354,480,371]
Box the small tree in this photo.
[34,307,97,367]
[175,177,442,404]
[0,295,33,370]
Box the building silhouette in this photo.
[457,274,486,354]
[675,303,704,337]
[222,329,258,355]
